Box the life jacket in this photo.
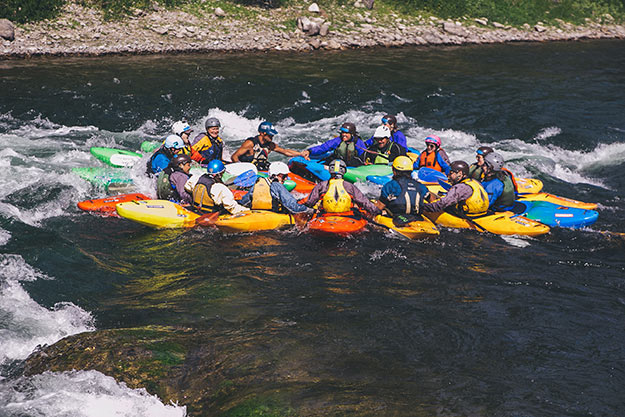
[386,176,422,215]
[192,174,218,212]
[146,146,171,176]
[489,171,516,210]
[189,134,224,162]
[156,167,177,200]
[468,163,485,181]
[239,136,270,171]
[322,179,352,213]
[370,141,394,165]
[456,178,490,216]
[333,140,356,164]
[251,177,273,210]
[501,167,519,193]
[418,149,444,173]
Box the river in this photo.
[1,40,624,416]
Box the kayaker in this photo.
[480,152,516,212]
[363,125,407,165]
[171,121,202,163]
[240,162,312,214]
[374,156,430,225]
[422,160,489,217]
[363,114,408,149]
[468,146,494,181]
[191,160,249,215]
[300,122,366,167]
[189,117,225,164]
[146,134,186,176]
[305,159,381,216]
[231,121,304,171]
[416,135,451,175]
[156,154,193,204]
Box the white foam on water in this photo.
[0,228,10,246]
[0,254,95,364]
[0,370,186,417]
[500,235,532,248]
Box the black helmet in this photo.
[450,160,470,177]
[382,114,397,126]
[476,146,494,157]
[172,154,191,167]
[339,122,357,135]
[205,117,221,129]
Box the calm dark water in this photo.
[1,40,625,416]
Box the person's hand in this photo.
[301,149,310,160]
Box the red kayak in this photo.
[288,172,316,194]
[307,210,368,237]
[77,193,149,215]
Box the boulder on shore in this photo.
[0,19,15,41]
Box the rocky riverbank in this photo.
[1,1,625,58]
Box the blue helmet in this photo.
[258,121,278,136]
[206,160,225,175]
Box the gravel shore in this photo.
[2,2,625,58]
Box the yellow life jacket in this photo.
[192,175,217,212]
[322,179,352,213]
[251,177,273,210]
[459,178,490,216]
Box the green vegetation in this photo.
[222,396,295,417]
[1,0,624,24]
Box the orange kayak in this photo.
[308,210,368,236]
[288,172,316,194]
[77,193,149,215]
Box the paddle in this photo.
[418,167,448,183]
[224,169,258,188]
[195,211,220,227]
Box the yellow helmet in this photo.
[392,156,413,172]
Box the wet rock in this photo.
[0,19,15,42]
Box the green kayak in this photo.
[343,164,392,183]
[140,141,160,154]
[90,147,143,168]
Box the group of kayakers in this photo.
[145,114,519,226]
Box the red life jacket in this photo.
[418,150,443,173]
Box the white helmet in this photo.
[172,121,192,136]
[164,134,185,149]
[268,161,290,177]
[373,125,391,139]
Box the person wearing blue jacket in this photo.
[364,114,408,149]
[146,134,186,176]
[301,122,365,167]
[480,152,516,212]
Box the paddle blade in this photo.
[437,178,452,191]
[418,167,448,183]
[195,211,220,227]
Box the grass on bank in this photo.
[1,0,624,26]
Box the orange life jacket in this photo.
[418,150,443,173]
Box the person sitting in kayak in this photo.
[363,114,408,150]
[305,159,381,216]
[416,135,451,175]
[468,146,494,181]
[146,134,186,176]
[374,156,430,225]
[240,162,312,214]
[189,117,224,164]
[480,152,517,212]
[171,121,204,163]
[422,160,489,217]
[300,122,366,167]
[191,160,249,215]
[231,121,304,171]
[363,125,407,165]
[156,154,193,204]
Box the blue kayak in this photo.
[513,201,598,228]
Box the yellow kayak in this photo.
[424,211,550,236]
[116,199,200,229]
[515,177,543,194]
[214,210,295,233]
[373,215,440,239]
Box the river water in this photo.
[1,40,624,416]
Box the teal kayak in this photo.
[141,140,160,154]
[90,147,142,168]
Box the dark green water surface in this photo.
[1,40,625,416]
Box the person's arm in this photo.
[437,153,451,176]
[354,138,367,157]
[363,135,375,148]
[170,172,193,204]
[422,183,472,212]
[238,185,254,208]
[305,181,327,208]
[393,131,408,149]
[274,144,305,158]
[482,180,503,209]
[345,182,382,215]
[270,182,311,213]
[303,137,341,159]
[210,183,249,214]
[231,139,254,162]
